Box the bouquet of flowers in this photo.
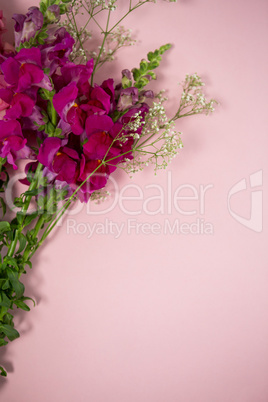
[0,0,216,376]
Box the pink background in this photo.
[1,0,268,401]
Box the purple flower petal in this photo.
[66,105,86,135]
[15,47,42,67]
[90,86,111,114]
[12,7,43,48]
[85,114,114,138]
[1,57,20,86]
[5,93,35,120]
[0,119,22,139]
[53,153,77,184]
[53,82,78,119]
[37,137,61,167]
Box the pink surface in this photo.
[1,0,268,401]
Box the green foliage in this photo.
[132,44,172,89]
[0,365,7,377]
[39,0,72,17]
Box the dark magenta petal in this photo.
[101,78,114,101]
[5,93,35,120]
[16,72,32,92]
[91,86,111,114]
[13,7,43,48]
[61,146,79,160]
[15,47,42,67]
[122,69,132,81]
[21,106,45,130]
[47,5,60,19]
[38,74,53,91]
[40,27,75,74]
[85,114,114,137]
[12,13,26,47]
[83,131,113,160]
[117,87,139,111]
[79,160,108,192]
[66,105,86,135]
[1,57,20,86]
[0,88,13,105]
[53,82,78,119]
[61,59,94,92]
[0,136,28,169]
[119,103,149,127]
[57,119,72,137]
[12,13,26,32]
[19,63,44,83]
[53,153,77,184]
[140,90,154,99]
[37,137,61,167]
[109,122,124,139]
[0,120,22,139]
[80,101,106,115]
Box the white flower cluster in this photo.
[90,189,111,203]
[173,73,217,119]
[82,0,117,12]
[121,98,183,176]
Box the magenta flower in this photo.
[80,85,112,116]
[119,103,150,136]
[2,92,35,120]
[84,114,133,172]
[77,158,108,201]
[1,48,52,92]
[40,27,75,74]
[0,120,31,169]
[0,88,10,120]
[117,87,139,111]
[12,7,43,48]
[53,82,87,135]
[59,59,94,96]
[37,137,80,184]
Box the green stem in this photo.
[91,8,111,83]
[7,163,43,258]
[50,100,57,127]
[22,215,46,264]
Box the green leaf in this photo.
[16,211,24,225]
[21,296,36,307]
[24,212,39,227]
[14,300,30,311]
[0,324,20,341]
[2,280,10,291]
[54,128,62,137]
[24,260,32,269]
[37,38,45,45]
[4,256,19,271]
[39,2,47,15]
[24,189,39,197]
[159,43,172,54]
[0,292,11,308]
[0,221,10,234]
[7,269,25,299]
[0,366,7,376]
[0,306,9,321]
[0,197,6,216]
[17,233,27,254]
[139,59,148,72]
[148,60,160,69]
[0,339,8,347]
